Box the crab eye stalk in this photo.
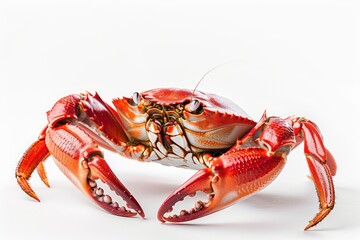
[132,92,141,105]
[188,99,201,112]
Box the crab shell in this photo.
[113,88,256,153]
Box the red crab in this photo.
[16,88,336,230]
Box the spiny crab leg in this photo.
[300,121,335,230]
[16,137,50,202]
[87,155,145,217]
[157,168,215,222]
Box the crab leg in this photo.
[44,123,144,217]
[300,121,335,230]
[16,136,50,202]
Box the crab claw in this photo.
[158,168,219,222]
[158,147,287,223]
[85,156,145,218]
[43,124,144,218]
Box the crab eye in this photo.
[132,92,141,105]
[188,99,201,112]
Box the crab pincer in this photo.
[86,156,145,217]
[158,168,215,222]
[158,146,287,223]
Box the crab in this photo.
[16,88,336,230]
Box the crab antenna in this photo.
[191,61,242,98]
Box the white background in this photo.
[1,0,359,239]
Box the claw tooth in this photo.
[176,192,185,201]
[95,188,104,196]
[112,202,119,208]
[195,200,205,210]
[103,195,112,204]
[189,192,196,197]
[166,207,173,213]
[180,210,189,216]
[120,206,127,212]
[88,180,97,188]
